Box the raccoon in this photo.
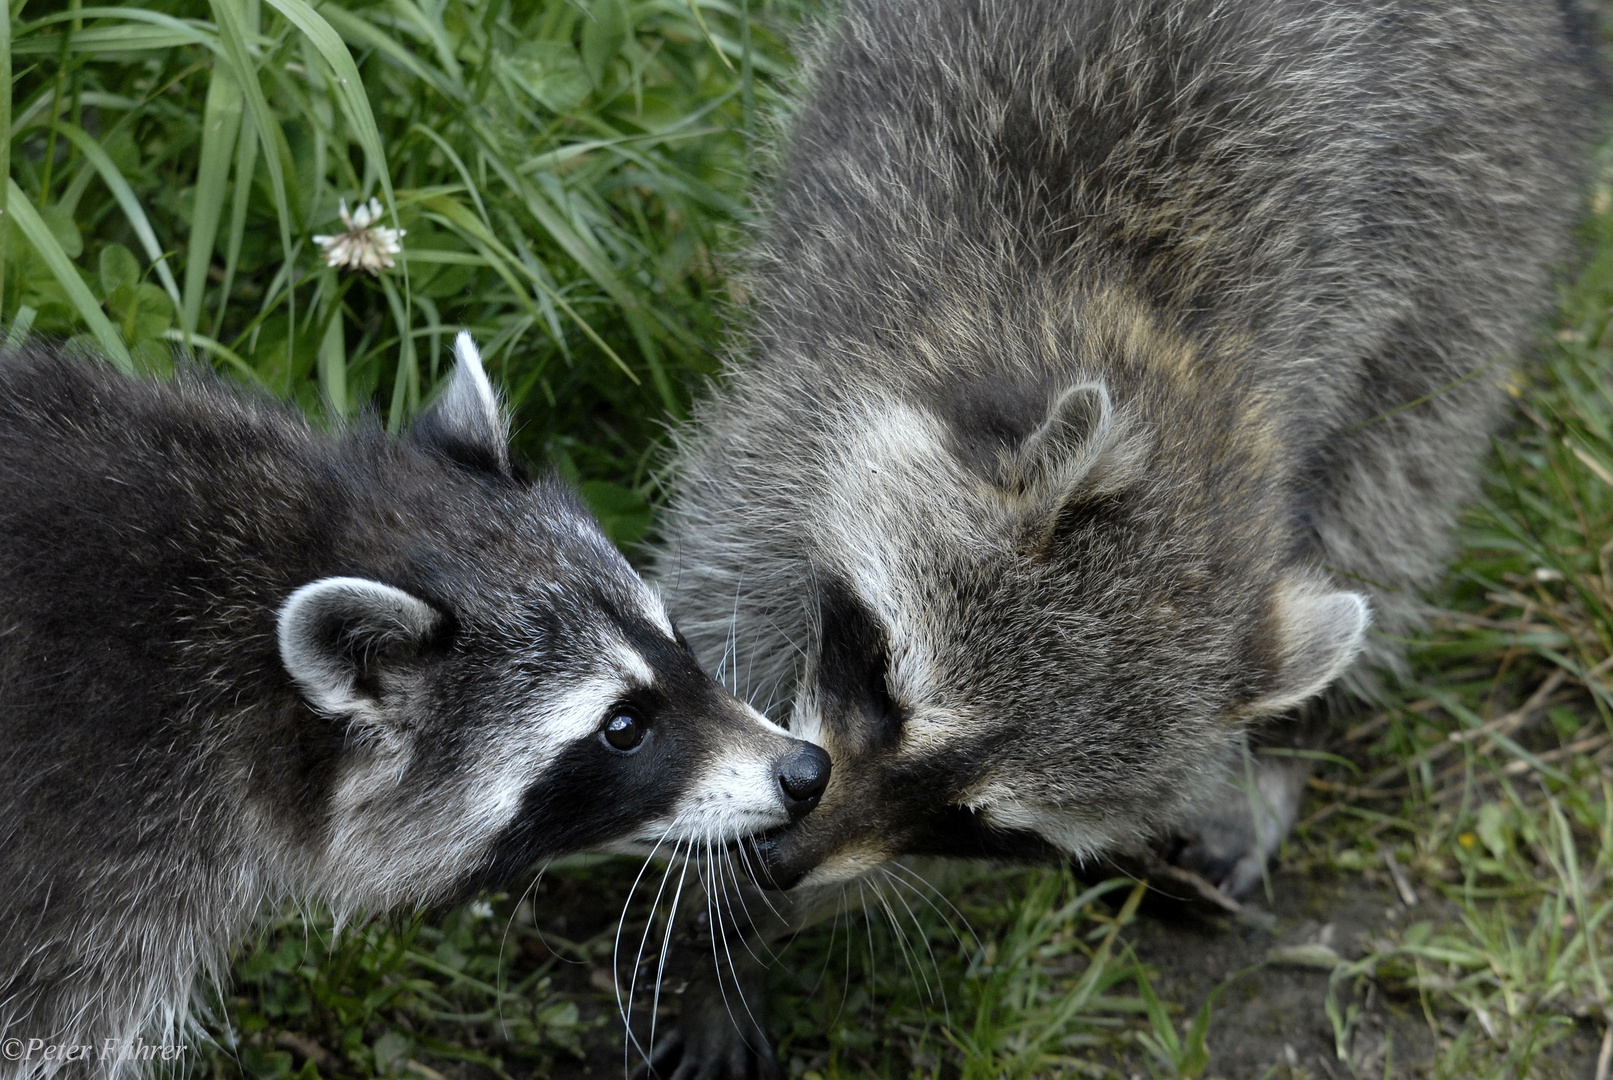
[0,334,830,1079]
[648,0,1598,1070]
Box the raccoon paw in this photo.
[638,972,780,1080]
[1168,757,1310,899]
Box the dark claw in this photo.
[633,1031,685,1080]
[637,964,777,1080]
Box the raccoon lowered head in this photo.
[272,333,831,906]
[735,375,1364,889]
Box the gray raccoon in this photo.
[0,333,829,1079]
[650,0,1597,1070]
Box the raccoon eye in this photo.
[602,707,647,752]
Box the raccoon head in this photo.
[746,380,1365,889]
[276,333,829,909]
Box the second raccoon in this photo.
[650,0,1597,1070]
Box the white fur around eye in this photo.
[613,699,797,849]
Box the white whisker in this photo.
[496,864,549,1031]
[855,881,879,1024]
[699,840,745,1039]
[720,845,781,966]
[708,838,769,1049]
[879,867,950,1025]
[614,815,683,1073]
[868,876,934,1007]
[886,861,982,954]
[731,839,785,925]
[647,840,694,1061]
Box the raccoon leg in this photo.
[642,882,842,1080]
[642,952,779,1080]
[1164,698,1340,900]
[1167,754,1312,899]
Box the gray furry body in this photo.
[0,336,827,1078]
[650,0,1596,1069]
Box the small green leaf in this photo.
[38,203,82,259]
[370,1031,411,1076]
[239,1045,294,1080]
[53,122,182,308]
[121,282,175,341]
[580,0,630,89]
[1477,802,1510,860]
[503,41,590,113]
[131,338,174,378]
[7,181,130,371]
[536,1000,579,1026]
[99,243,140,298]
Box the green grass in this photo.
[9,1,1613,1077]
[6,0,800,545]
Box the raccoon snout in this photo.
[776,743,831,819]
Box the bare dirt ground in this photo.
[517,861,1603,1080]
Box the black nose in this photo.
[777,743,831,819]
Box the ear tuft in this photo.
[412,331,511,476]
[279,577,443,717]
[1009,384,1111,493]
[1245,578,1370,716]
[1003,382,1149,537]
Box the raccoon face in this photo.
[275,334,829,908]
[746,383,1365,890]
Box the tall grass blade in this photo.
[386,0,463,90]
[211,103,259,337]
[262,0,397,212]
[49,121,181,308]
[316,5,462,103]
[489,158,669,405]
[8,179,130,371]
[182,65,242,336]
[380,272,417,431]
[209,0,294,332]
[0,0,9,320]
[421,193,638,383]
[11,16,218,56]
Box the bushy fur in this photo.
[0,338,825,1078]
[650,0,1597,1070]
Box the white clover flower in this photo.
[313,197,405,275]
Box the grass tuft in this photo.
[7,0,803,540]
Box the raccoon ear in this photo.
[1014,383,1111,483]
[278,577,444,717]
[412,331,511,476]
[1244,579,1370,716]
[1005,382,1148,525]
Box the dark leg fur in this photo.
[641,955,779,1080]
[639,880,829,1080]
